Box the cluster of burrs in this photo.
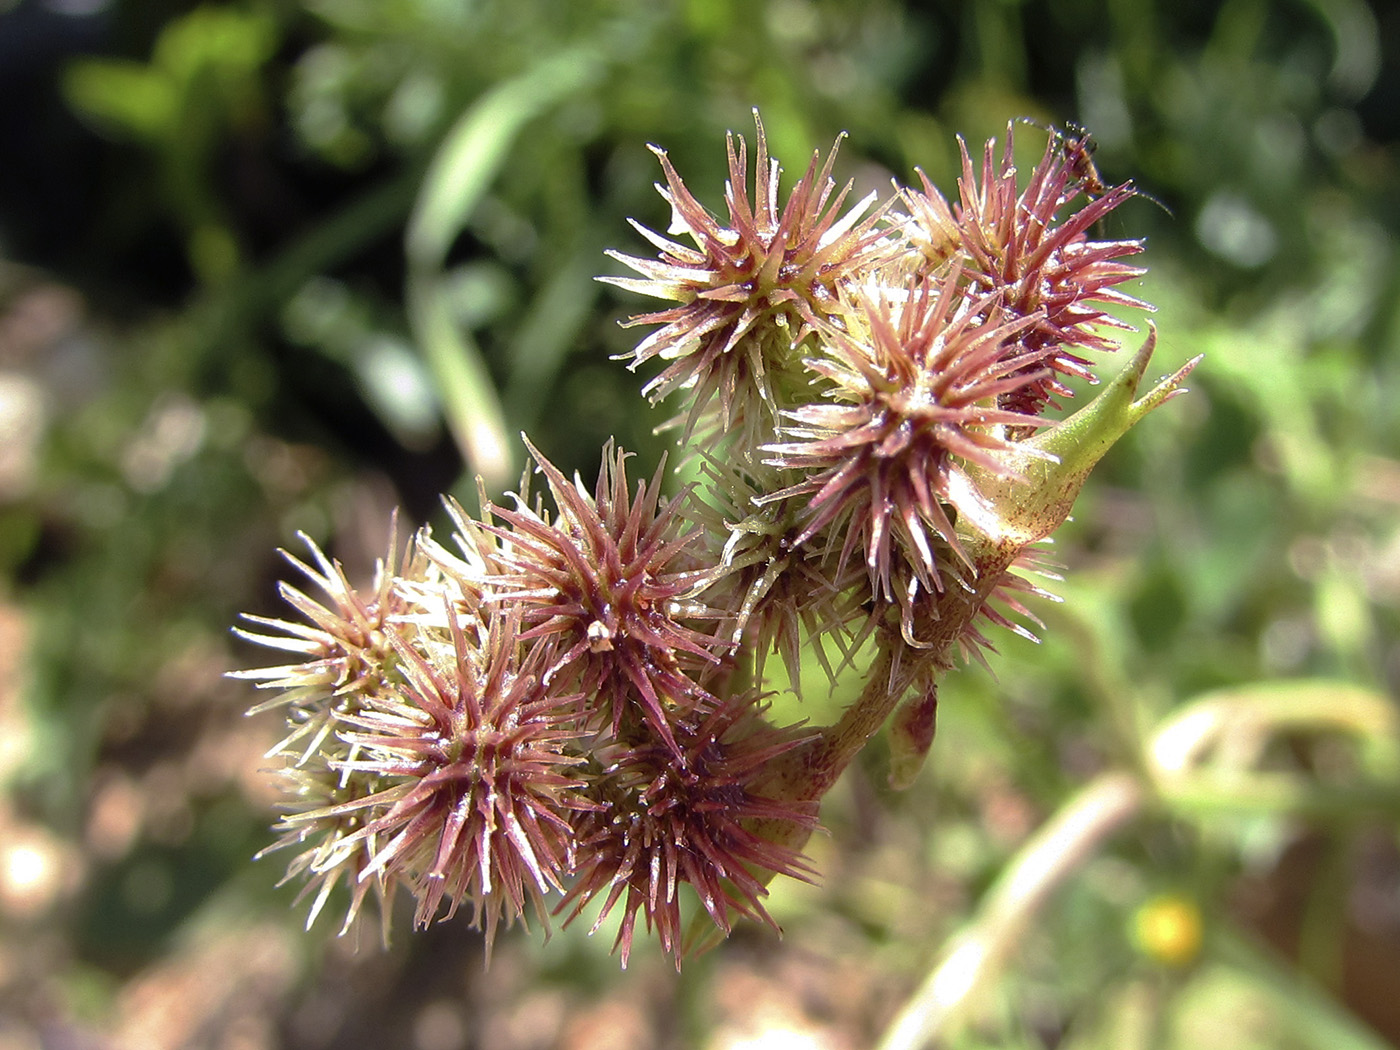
[234,113,1195,967]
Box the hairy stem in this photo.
[758,547,1020,809]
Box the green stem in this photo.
[786,639,909,799]
[876,771,1147,1050]
[759,548,1021,808]
[1155,775,1400,821]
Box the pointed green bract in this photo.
[957,325,1200,551]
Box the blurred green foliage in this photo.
[1,0,1397,1046]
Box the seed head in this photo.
[605,110,894,450]
[479,438,724,751]
[560,695,817,968]
[692,451,874,693]
[761,273,1051,611]
[230,522,451,776]
[231,521,420,716]
[901,125,1150,417]
[254,763,402,943]
[327,606,589,955]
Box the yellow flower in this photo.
[1132,893,1204,967]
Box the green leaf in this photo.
[1210,925,1393,1050]
[407,272,513,487]
[62,61,175,141]
[153,6,276,85]
[406,49,604,270]
[404,47,605,488]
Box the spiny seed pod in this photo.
[604,109,895,451]
[760,272,1051,608]
[323,606,590,955]
[901,124,1150,418]
[231,519,426,723]
[559,694,817,969]
[477,438,726,752]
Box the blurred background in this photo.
[1,0,1398,1047]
